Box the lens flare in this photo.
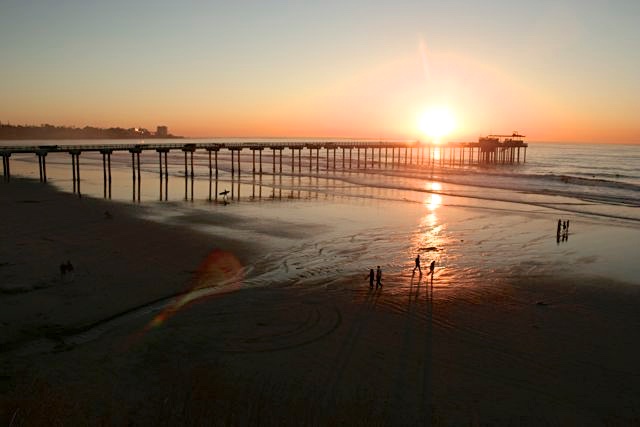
[148,249,244,329]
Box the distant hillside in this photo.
[0,123,182,140]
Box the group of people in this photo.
[557,219,570,242]
[366,266,383,289]
[413,254,435,276]
[366,254,436,289]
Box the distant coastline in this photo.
[0,123,182,140]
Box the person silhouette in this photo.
[60,260,74,281]
[366,269,374,289]
[376,266,382,288]
[429,260,435,275]
[413,254,422,275]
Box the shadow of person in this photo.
[414,273,423,300]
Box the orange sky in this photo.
[1,1,639,143]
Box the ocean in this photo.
[3,139,640,288]
[3,139,638,219]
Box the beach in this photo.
[2,175,640,425]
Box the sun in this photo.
[418,107,456,143]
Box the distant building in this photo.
[156,126,168,137]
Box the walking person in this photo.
[376,265,382,288]
[366,268,374,289]
[429,260,435,276]
[412,254,422,275]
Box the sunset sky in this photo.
[1,1,639,143]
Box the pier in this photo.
[0,137,528,198]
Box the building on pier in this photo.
[478,132,527,164]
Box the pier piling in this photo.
[272,148,277,175]
[129,147,142,201]
[326,148,330,171]
[36,151,47,183]
[181,144,196,201]
[69,150,81,195]
[103,152,108,197]
[1,153,10,182]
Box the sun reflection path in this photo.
[425,182,442,212]
[406,181,454,288]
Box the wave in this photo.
[344,167,640,206]
[539,173,640,192]
[331,174,640,223]
[571,170,639,182]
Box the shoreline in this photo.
[2,178,640,424]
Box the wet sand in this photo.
[2,179,640,425]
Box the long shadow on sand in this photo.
[385,273,435,424]
[321,286,383,412]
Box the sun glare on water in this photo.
[418,107,456,143]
